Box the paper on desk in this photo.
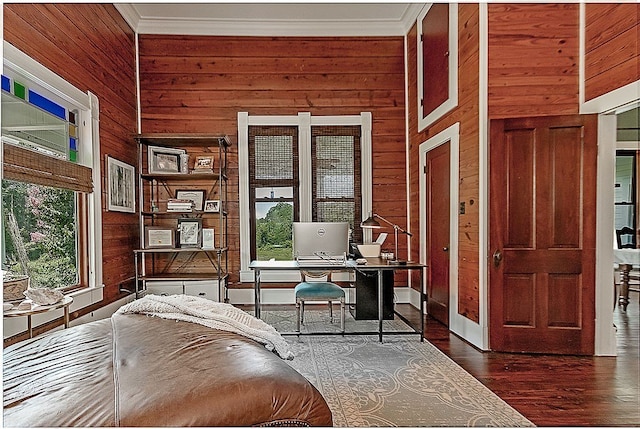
[376,233,388,245]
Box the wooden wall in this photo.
[488,3,580,118]
[137,35,407,286]
[4,4,138,304]
[408,4,481,322]
[584,3,640,102]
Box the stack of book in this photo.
[167,198,194,212]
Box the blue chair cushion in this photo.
[294,282,344,300]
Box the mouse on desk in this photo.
[355,258,367,264]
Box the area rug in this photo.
[262,310,535,427]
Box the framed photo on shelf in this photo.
[193,155,214,171]
[145,226,175,248]
[106,156,135,213]
[176,190,206,211]
[202,228,215,250]
[148,146,186,174]
[204,199,221,213]
[177,218,202,248]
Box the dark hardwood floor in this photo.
[397,294,640,427]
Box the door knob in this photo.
[442,246,449,252]
[493,249,503,267]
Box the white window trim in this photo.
[417,3,458,132]
[238,111,372,283]
[2,43,103,307]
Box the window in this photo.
[615,151,637,248]
[2,43,100,292]
[238,112,372,281]
[249,126,299,261]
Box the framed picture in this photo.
[194,155,214,170]
[148,146,186,174]
[145,226,175,248]
[204,199,221,213]
[107,156,135,213]
[176,190,206,211]
[202,228,215,250]
[177,218,202,248]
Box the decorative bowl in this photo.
[357,243,381,258]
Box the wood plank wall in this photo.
[3,4,138,304]
[408,4,481,322]
[488,3,580,118]
[584,3,640,102]
[137,35,407,287]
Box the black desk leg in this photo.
[378,269,384,342]
[255,269,261,318]
[420,267,425,341]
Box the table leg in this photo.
[64,305,70,328]
[420,267,425,342]
[619,263,631,311]
[255,269,261,319]
[378,269,383,342]
[27,315,33,339]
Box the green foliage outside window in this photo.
[2,180,78,289]
[256,202,293,260]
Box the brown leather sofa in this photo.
[3,313,333,427]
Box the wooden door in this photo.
[426,141,450,325]
[489,115,597,355]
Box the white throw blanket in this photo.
[116,294,293,359]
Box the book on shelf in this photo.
[167,198,194,212]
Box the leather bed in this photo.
[3,312,333,427]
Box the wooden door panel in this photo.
[548,274,581,328]
[503,274,535,326]
[506,131,535,248]
[490,114,597,355]
[549,127,582,248]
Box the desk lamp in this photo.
[361,213,412,264]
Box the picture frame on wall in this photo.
[107,156,135,213]
[176,190,206,211]
[145,226,175,248]
[177,218,202,248]
[148,146,186,174]
[204,199,220,213]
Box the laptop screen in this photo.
[292,222,349,259]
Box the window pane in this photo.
[2,180,79,289]
[316,135,354,198]
[255,198,293,261]
[255,135,294,180]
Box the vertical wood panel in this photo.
[138,35,406,286]
[4,4,138,304]
[408,4,481,322]
[584,3,640,101]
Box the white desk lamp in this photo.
[360,213,412,264]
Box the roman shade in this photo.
[2,143,93,193]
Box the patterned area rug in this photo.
[262,310,535,427]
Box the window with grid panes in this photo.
[248,125,362,260]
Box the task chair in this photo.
[295,271,345,333]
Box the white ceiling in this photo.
[115,3,423,36]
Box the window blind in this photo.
[3,143,93,193]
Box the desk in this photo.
[249,259,426,341]
[614,249,640,310]
[3,296,73,338]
